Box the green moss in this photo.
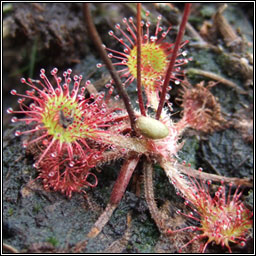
[188,49,220,74]
[3,3,13,13]
[46,236,59,247]
[200,5,216,18]
[245,190,253,208]
[8,208,14,216]
[188,16,203,27]
[178,136,199,168]
[132,218,158,253]
[32,203,41,214]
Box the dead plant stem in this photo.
[178,163,252,188]
[186,68,247,94]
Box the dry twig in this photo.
[186,68,247,94]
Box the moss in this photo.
[245,189,253,209]
[131,218,159,253]
[8,208,14,216]
[200,5,216,18]
[188,49,221,74]
[178,136,199,168]
[199,129,253,178]
[46,236,59,247]
[32,203,41,214]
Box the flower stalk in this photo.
[156,3,191,119]
[83,3,137,131]
[136,3,146,116]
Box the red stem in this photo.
[87,155,140,238]
[83,3,137,131]
[156,3,191,120]
[136,3,146,116]
[110,155,140,204]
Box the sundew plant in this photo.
[6,3,252,253]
